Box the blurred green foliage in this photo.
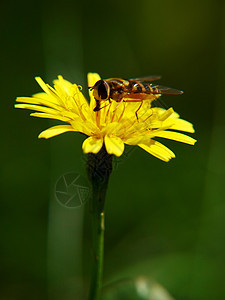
[1,0,225,299]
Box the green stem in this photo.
[90,204,105,300]
[87,147,112,300]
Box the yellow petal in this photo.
[101,121,122,135]
[14,103,59,115]
[38,125,75,139]
[53,75,73,96]
[154,131,197,145]
[35,77,50,94]
[33,92,60,104]
[70,119,99,136]
[167,119,195,133]
[124,135,146,145]
[87,73,101,90]
[30,112,70,122]
[82,136,103,154]
[35,77,55,97]
[139,140,175,162]
[158,107,174,121]
[16,96,63,111]
[104,135,124,157]
[35,77,66,107]
[87,73,101,111]
[71,85,94,120]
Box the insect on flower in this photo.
[15,73,196,161]
[89,76,183,118]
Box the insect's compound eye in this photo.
[93,80,109,100]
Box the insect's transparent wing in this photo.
[129,76,161,82]
[150,85,183,95]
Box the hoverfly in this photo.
[89,76,183,118]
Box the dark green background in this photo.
[1,0,225,299]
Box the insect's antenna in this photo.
[88,86,94,91]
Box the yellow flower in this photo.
[15,73,196,161]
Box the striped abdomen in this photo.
[127,81,157,94]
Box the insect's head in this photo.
[89,80,110,101]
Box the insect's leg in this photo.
[135,102,143,120]
[94,102,111,111]
[114,98,125,111]
[100,103,111,110]
[122,99,143,119]
[94,98,112,111]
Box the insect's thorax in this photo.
[106,79,127,101]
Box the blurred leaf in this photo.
[103,277,175,300]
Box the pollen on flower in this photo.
[15,73,196,162]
